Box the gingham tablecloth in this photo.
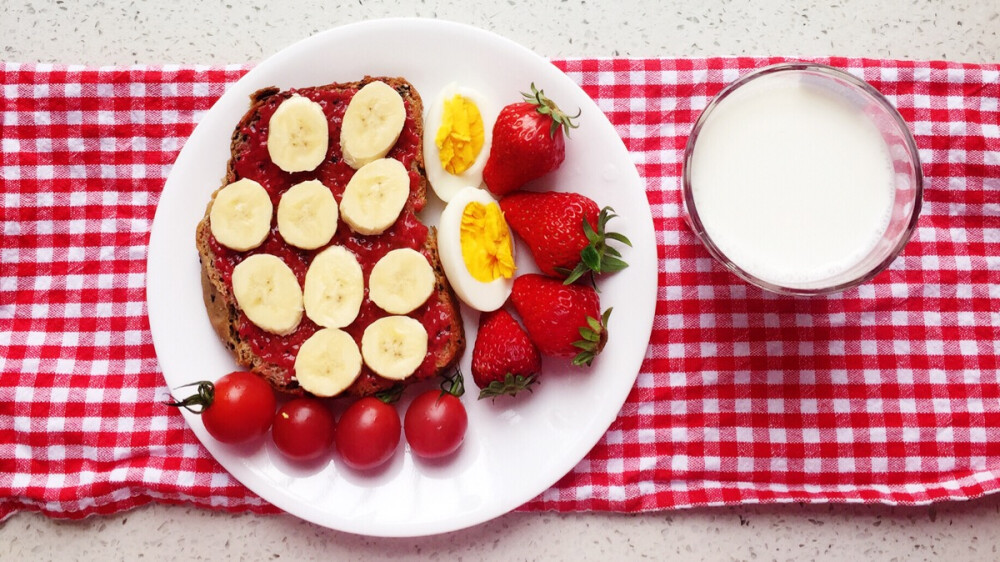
[1,57,999,521]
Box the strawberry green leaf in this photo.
[601,256,629,272]
[521,83,581,138]
[606,232,633,246]
[563,263,589,285]
[571,308,613,367]
[581,246,601,270]
[478,373,538,400]
[564,206,631,285]
[583,218,598,240]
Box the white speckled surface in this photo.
[3,1,1000,559]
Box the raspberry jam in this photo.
[208,83,457,393]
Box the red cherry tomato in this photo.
[200,371,276,444]
[335,397,401,470]
[404,391,468,459]
[272,398,336,462]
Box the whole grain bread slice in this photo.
[196,77,465,397]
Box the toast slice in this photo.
[196,77,465,397]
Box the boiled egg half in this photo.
[438,186,516,312]
[424,83,496,203]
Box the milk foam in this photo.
[689,72,895,287]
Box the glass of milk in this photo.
[682,63,922,295]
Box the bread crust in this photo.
[196,77,465,397]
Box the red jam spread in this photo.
[208,83,457,392]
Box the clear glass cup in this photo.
[682,63,923,296]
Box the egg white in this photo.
[423,83,496,203]
[437,186,514,312]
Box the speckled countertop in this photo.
[3,1,999,560]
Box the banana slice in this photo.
[303,245,364,329]
[361,316,428,381]
[277,179,338,250]
[368,248,435,314]
[340,81,406,169]
[294,328,363,397]
[267,94,329,173]
[231,253,303,335]
[339,158,410,235]
[209,178,273,252]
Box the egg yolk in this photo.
[460,202,515,283]
[435,95,485,175]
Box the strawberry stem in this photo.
[522,83,581,138]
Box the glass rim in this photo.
[681,62,924,296]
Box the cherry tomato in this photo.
[189,371,275,444]
[335,397,400,470]
[272,398,336,462]
[404,391,468,459]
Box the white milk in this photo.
[688,72,895,288]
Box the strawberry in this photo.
[483,84,579,197]
[510,274,611,366]
[471,308,541,399]
[500,192,631,283]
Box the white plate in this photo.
[147,18,657,537]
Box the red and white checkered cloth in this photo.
[2,57,999,521]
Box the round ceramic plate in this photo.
[147,18,657,537]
